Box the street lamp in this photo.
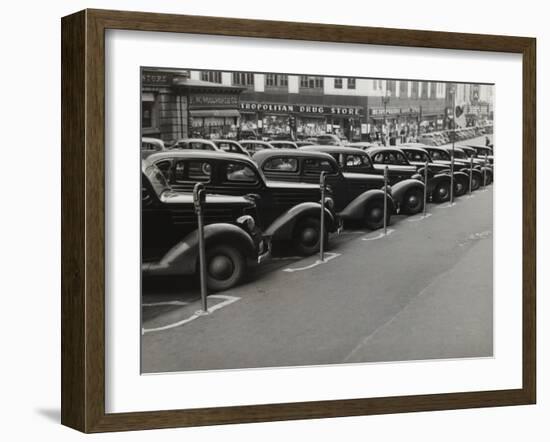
[381,90,391,146]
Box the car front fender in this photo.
[338,189,395,220]
[264,202,337,241]
[391,179,425,206]
[142,223,257,277]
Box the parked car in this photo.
[295,141,315,148]
[467,145,494,165]
[458,145,494,172]
[315,134,344,146]
[145,150,339,256]
[399,145,472,201]
[419,145,484,191]
[239,140,275,155]
[300,145,426,214]
[269,141,299,149]
[212,139,249,156]
[239,129,259,140]
[345,142,378,150]
[441,146,492,185]
[169,138,221,151]
[253,149,396,230]
[141,137,166,159]
[141,162,270,291]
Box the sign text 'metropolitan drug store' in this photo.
[240,102,362,116]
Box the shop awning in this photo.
[189,109,241,118]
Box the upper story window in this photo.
[300,76,324,89]
[421,82,429,99]
[411,82,419,99]
[201,71,222,83]
[347,78,356,89]
[334,78,343,89]
[399,80,409,97]
[387,80,397,97]
[232,72,254,86]
[265,74,288,87]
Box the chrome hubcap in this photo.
[301,227,319,246]
[208,255,234,280]
[370,207,383,220]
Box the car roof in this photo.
[299,145,369,155]
[270,140,297,145]
[143,149,257,167]
[399,145,430,153]
[213,139,240,144]
[366,146,406,156]
[173,138,217,144]
[239,140,273,145]
[252,148,337,164]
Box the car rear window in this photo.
[263,157,299,172]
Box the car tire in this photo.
[203,244,246,292]
[293,217,326,256]
[454,177,468,197]
[363,198,388,230]
[401,188,424,215]
[432,181,450,203]
[471,173,481,191]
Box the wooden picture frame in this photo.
[61,9,536,433]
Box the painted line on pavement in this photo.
[339,230,367,235]
[282,252,341,273]
[142,295,241,334]
[270,256,304,261]
[142,300,190,307]
[361,229,395,241]
[407,213,433,222]
[435,202,458,209]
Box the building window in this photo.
[430,82,437,98]
[421,82,428,99]
[201,71,222,83]
[334,78,343,89]
[399,81,409,97]
[265,74,288,87]
[411,82,419,99]
[387,80,397,96]
[300,76,324,89]
[436,82,445,97]
[232,72,254,86]
[347,78,356,89]
[142,101,154,128]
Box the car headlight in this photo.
[236,215,256,232]
[324,196,335,211]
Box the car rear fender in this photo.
[391,179,425,205]
[338,189,395,220]
[264,202,337,241]
[142,223,256,277]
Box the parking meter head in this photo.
[193,182,206,208]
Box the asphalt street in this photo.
[142,185,493,374]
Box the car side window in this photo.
[344,154,371,170]
[224,162,259,184]
[173,160,211,183]
[303,158,335,175]
[394,152,408,165]
[372,153,385,164]
[263,158,298,172]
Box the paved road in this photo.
[142,186,493,374]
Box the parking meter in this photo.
[193,183,208,313]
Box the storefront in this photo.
[239,101,363,140]
[368,106,423,143]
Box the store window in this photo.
[399,81,409,98]
[142,101,154,128]
[421,82,428,99]
[347,78,356,89]
[334,78,343,89]
[430,82,437,98]
[201,71,222,83]
[411,82,419,99]
[265,74,288,87]
[232,72,254,86]
[387,80,397,97]
[300,76,324,89]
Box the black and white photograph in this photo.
[140,67,494,374]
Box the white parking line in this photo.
[142,295,240,334]
[435,202,457,209]
[361,229,395,241]
[407,213,433,222]
[282,252,341,273]
[142,300,190,307]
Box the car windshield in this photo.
[145,164,171,197]
[452,150,467,159]
[428,149,450,161]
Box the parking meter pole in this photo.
[469,156,474,195]
[484,153,488,187]
[423,160,428,217]
[319,172,326,262]
[450,144,455,205]
[383,166,388,235]
[193,183,208,314]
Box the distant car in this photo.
[294,141,315,148]
[169,138,221,151]
[239,129,259,140]
[212,139,249,156]
[300,145,427,214]
[315,134,344,146]
[269,141,298,149]
[345,142,378,150]
[444,146,493,184]
[141,162,269,291]
[253,149,397,230]
[239,140,275,155]
[145,150,340,256]
[419,145,485,190]
[141,137,166,159]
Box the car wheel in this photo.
[454,177,468,197]
[471,173,481,191]
[432,181,450,203]
[204,244,246,292]
[363,199,388,230]
[401,188,424,215]
[293,217,326,256]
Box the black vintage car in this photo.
[253,149,396,230]
[145,151,339,256]
[141,162,270,291]
[299,145,426,214]
[418,145,485,191]
[399,145,472,201]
